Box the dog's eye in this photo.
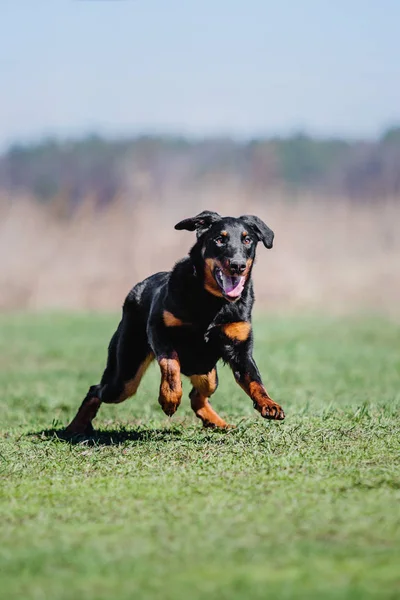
[243,236,252,246]
[215,236,225,246]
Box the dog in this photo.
[66,211,285,434]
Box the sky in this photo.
[1,0,399,149]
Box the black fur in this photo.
[66,211,285,434]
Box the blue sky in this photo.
[1,0,399,148]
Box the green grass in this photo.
[0,313,399,600]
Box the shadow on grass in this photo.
[27,424,233,446]
[28,426,187,446]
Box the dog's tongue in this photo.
[221,273,245,298]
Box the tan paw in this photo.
[254,401,285,420]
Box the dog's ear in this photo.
[239,215,274,248]
[175,210,222,238]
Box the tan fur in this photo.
[116,353,154,403]
[190,391,229,428]
[243,257,253,276]
[204,258,224,297]
[247,380,272,404]
[190,370,218,397]
[163,310,183,327]
[158,354,182,416]
[239,377,284,419]
[222,321,251,342]
[190,369,228,428]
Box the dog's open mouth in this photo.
[215,268,245,299]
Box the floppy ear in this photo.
[240,215,274,248]
[175,210,222,238]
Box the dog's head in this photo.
[175,210,274,301]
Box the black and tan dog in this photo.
[66,211,285,434]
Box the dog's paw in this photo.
[254,401,285,420]
[202,420,233,430]
[65,421,95,436]
[159,397,181,417]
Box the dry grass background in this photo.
[0,186,399,315]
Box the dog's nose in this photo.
[229,260,246,274]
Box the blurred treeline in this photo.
[1,126,400,207]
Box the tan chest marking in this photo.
[222,321,251,342]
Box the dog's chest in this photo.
[166,324,223,376]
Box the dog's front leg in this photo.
[148,312,183,417]
[157,350,183,416]
[227,343,285,421]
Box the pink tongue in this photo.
[223,275,245,298]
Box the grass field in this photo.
[0,313,399,599]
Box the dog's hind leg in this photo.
[66,302,153,435]
[64,385,102,435]
[65,326,120,435]
[189,368,229,428]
